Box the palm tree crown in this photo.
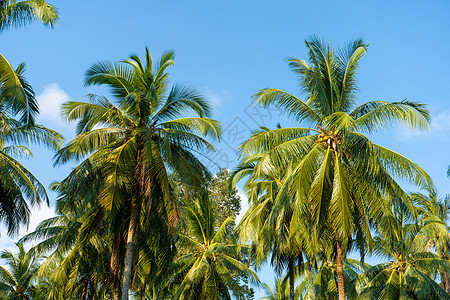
[238,37,432,300]
[0,65,62,236]
[0,0,62,235]
[54,47,222,300]
[355,202,450,299]
[173,193,259,299]
[0,243,41,299]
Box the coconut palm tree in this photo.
[295,258,369,300]
[0,243,41,299]
[24,153,178,300]
[20,167,114,299]
[0,0,58,31]
[126,179,177,300]
[241,37,432,300]
[0,0,61,236]
[232,126,310,300]
[54,48,221,299]
[0,0,58,125]
[172,193,259,299]
[261,277,299,300]
[0,64,63,236]
[355,201,450,299]
[412,189,450,292]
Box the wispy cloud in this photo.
[205,89,222,108]
[431,112,450,132]
[36,83,71,127]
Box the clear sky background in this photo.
[2,0,450,298]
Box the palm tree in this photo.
[21,164,119,299]
[54,48,221,299]
[241,37,432,300]
[412,189,450,292]
[0,64,63,236]
[126,178,177,300]
[0,0,61,235]
[232,126,309,300]
[24,157,177,300]
[355,202,450,299]
[0,243,41,299]
[172,193,260,299]
[0,0,58,30]
[0,0,58,124]
[261,277,297,300]
[296,258,368,300]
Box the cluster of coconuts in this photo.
[389,260,406,271]
[316,130,339,143]
[316,132,331,143]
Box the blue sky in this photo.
[2,0,450,298]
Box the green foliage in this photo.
[176,168,241,226]
[0,243,41,299]
[354,201,450,299]
[261,277,299,300]
[0,0,58,31]
[171,193,260,300]
[20,165,115,299]
[1,32,448,300]
[0,0,62,237]
[234,37,433,300]
[0,65,63,236]
[53,47,221,300]
[0,0,59,125]
[209,169,241,227]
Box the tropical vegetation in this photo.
[1,1,449,299]
[0,0,62,236]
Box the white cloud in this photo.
[36,83,71,126]
[431,112,450,132]
[236,188,250,223]
[205,89,222,108]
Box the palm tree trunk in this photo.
[289,256,295,300]
[336,242,346,300]
[122,147,151,300]
[121,194,139,300]
[443,267,450,293]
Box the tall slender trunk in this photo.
[289,256,295,300]
[121,194,140,300]
[336,242,346,300]
[444,245,450,293]
[122,147,152,300]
